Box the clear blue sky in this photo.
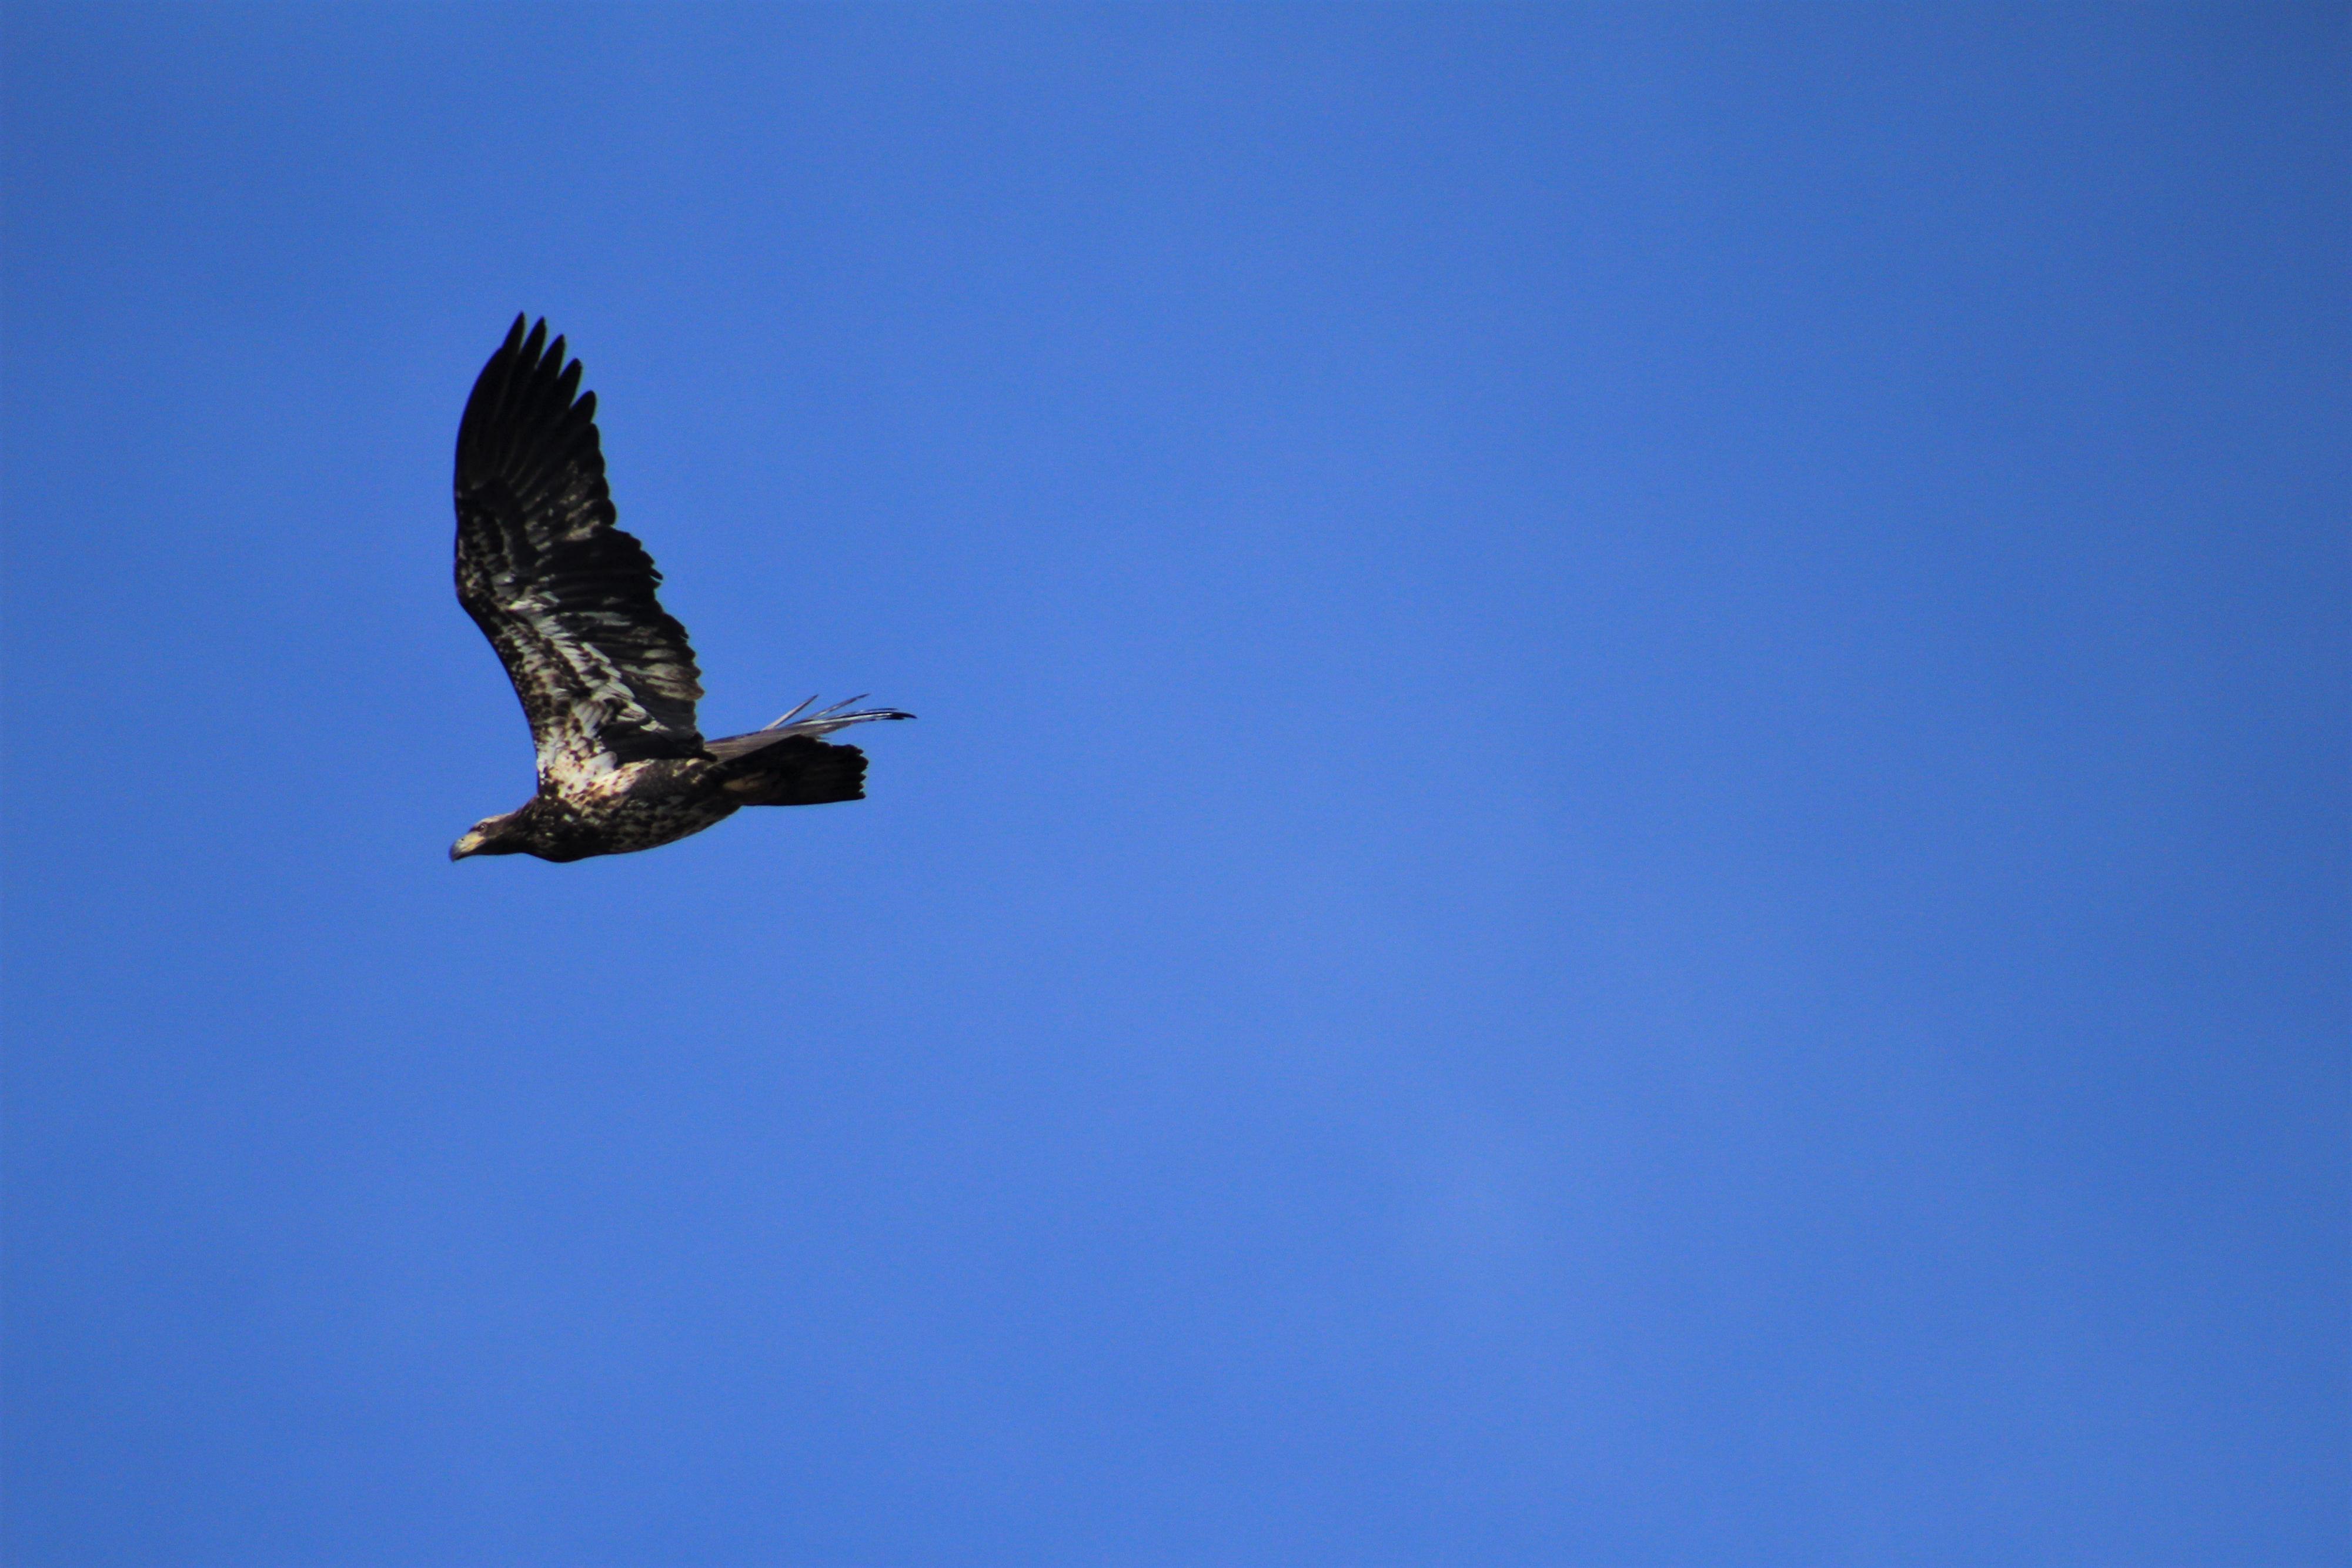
[4,5,2344,1564]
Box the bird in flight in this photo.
[449,316,909,862]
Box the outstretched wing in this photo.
[454,316,706,787]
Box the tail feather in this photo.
[704,696,909,807]
[711,733,870,807]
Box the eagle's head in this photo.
[450,811,530,860]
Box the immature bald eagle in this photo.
[449,316,908,862]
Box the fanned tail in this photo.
[701,697,912,804]
[711,733,869,806]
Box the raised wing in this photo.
[455,316,706,787]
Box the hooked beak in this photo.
[450,831,486,861]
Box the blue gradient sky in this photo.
[4,5,2344,1564]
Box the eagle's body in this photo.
[450,316,907,863]
[455,758,732,863]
